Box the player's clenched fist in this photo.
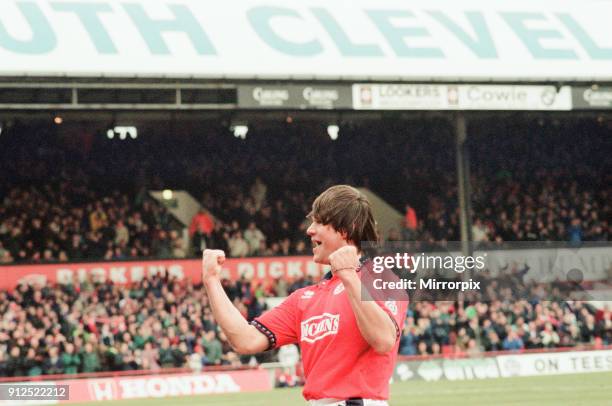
[329,245,360,280]
[202,249,226,281]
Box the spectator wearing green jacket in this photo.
[201,331,222,366]
[81,343,101,373]
[61,343,81,374]
[158,338,175,368]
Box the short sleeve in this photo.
[358,258,409,341]
[251,289,301,350]
[376,299,408,340]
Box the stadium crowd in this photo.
[399,300,611,356]
[0,118,610,377]
[0,274,610,377]
[0,118,609,265]
[422,119,610,244]
[0,273,317,377]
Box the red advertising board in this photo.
[3,369,271,404]
[73,369,271,402]
[0,256,325,289]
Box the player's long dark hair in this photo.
[307,185,379,245]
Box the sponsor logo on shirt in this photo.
[333,283,345,295]
[300,313,340,343]
[301,290,315,300]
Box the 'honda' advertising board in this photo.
[1,370,271,405]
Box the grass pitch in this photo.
[70,371,612,406]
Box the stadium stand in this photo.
[0,274,610,377]
[0,117,610,377]
[0,118,609,264]
[0,273,317,377]
[400,300,611,356]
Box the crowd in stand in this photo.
[0,273,610,377]
[0,118,609,265]
[399,299,611,357]
[0,273,315,377]
[0,117,610,377]
[395,253,612,355]
[420,119,610,244]
[0,187,182,264]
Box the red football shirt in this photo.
[251,271,408,400]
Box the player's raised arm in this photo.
[329,246,398,354]
[201,249,269,354]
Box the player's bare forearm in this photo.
[340,271,397,354]
[202,250,269,354]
